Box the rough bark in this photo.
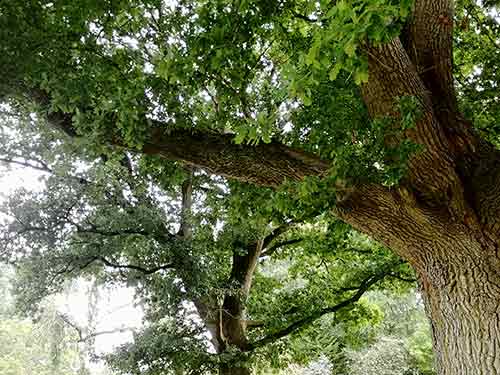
[361,37,470,218]
[336,1,500,370]
[334,182,500,374]
[422,251,500,375]
[142,129,329,188]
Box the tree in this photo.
[0,0,499,373]
[0,265,85,375]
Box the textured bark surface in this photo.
[335,1,500,372]
[422,251,500,375]
[142,129,330,188]
[334,185,500,374]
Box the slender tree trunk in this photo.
[219,364,251,375]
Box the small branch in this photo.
[291,11,318,23]
[58,313,84,341]
[96,256,175,275]
[76,225,171,241]
[203,86,220,114]
[55,256,97,276]
[59,313,134,343]
[348,247,374,255]
[55,255,174,276]
[387,273,417,283]
[245,320,265,329]
[0,156,51,173]
[260,238,304,258]
[14,221,173,244]
[79,327,135,342]
[261,222,296,251]
[0,156,90,185]
[466,7,500,51]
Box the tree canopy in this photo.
[1,0,500,374]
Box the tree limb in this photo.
[246,271,388,350]
[260,238,304,258]
[403,0,458,120]
[179,168,194,238]
[96,256,174,275]
[28,88,330,188]
[261,222,296,251]
[291,11,318,23]
[59,313,134,343]
[75,225,174,244]
[387,272,417,283]
[0,156,51,173]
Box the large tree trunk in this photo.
[423,255,500,375]
[342,1,500,371]
[335,181,500,375]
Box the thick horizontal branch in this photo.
[142,128,330,188]
[29,88,330,188]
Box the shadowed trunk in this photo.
[213,240,264,375]
[219,365,251,375]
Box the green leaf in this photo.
[344,38,357,58]
[329,63,343,81]
[354,69,369,85]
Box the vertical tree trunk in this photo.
[335,182,500,375]
[420,248,500,375]
[219,364,251,375]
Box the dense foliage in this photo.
[1,0,499,374]
[0,115,415,373]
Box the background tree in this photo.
[0,265,86,375]
[1,0,500,373]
